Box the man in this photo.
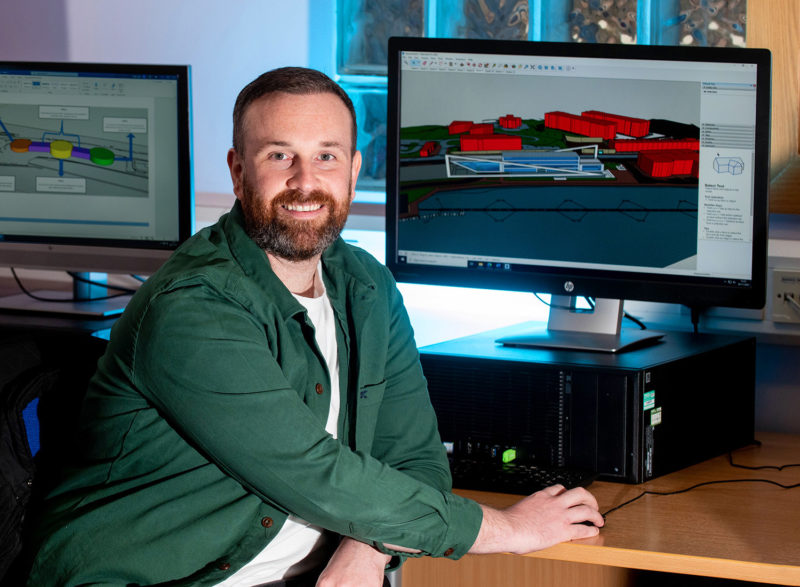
[27,67,602,586]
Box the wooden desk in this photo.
[403,432,800,586]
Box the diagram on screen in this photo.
[0,103,148,197]
[713,156,744,175]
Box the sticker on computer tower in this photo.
[650,407,662,426]
[643,390,656,410]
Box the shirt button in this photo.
[261,516,274,528]
[443,548,454,557]
[315,383,324,395]
[218,562,231,571]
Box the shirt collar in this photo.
[222,200,377,320]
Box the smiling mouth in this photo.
[284,203,324,212]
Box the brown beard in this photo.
[240,176,351,262]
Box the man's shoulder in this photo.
[123,219,269,324]
[148,226,244,294]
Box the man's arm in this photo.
[319,483,602,586]
[469,484,603,554]
[356,269,453,490]
[383,483,602,555]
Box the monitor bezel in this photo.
[385,37,771,310]
[0,61,194,276]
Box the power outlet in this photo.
[772,270,800,324]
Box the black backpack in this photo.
[0,339,59,585]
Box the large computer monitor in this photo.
[385,37,771,352]
[0,62,193,317]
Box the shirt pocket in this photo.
[354,380,386,452]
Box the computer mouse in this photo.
[577,516,605,527]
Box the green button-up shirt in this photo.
[28,202,483,586]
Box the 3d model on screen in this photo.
[396,104,706,271]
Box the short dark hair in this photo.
[232,66,357,156]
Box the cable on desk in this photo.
[601,477,800,518]
[10,267,135,303]
[602,441,800,518]
[728,441,800,471]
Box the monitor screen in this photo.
[385,37,770,351]
[0,62,193,315]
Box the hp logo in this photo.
[563,281,575,293]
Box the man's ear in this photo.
[350,150,362,202]
[228,148,245,200]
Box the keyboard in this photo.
[449,458,596,495]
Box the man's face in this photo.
[227,91,361,262]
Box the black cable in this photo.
[602,477,800,518]
[10,268,133,303]
[689,306,702,333]
[602,441,800,518]
[728,442,800,471]
[623,311,647,330]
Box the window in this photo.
[334,0,747,195]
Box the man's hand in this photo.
[469,484,604,555]
[316,537,391,587]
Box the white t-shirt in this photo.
[216,280,340,586]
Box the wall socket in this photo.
[772,270,800,323]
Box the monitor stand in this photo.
[495,296,663,353]
[0,272,131,318]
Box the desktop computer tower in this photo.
[419,326,756,483]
